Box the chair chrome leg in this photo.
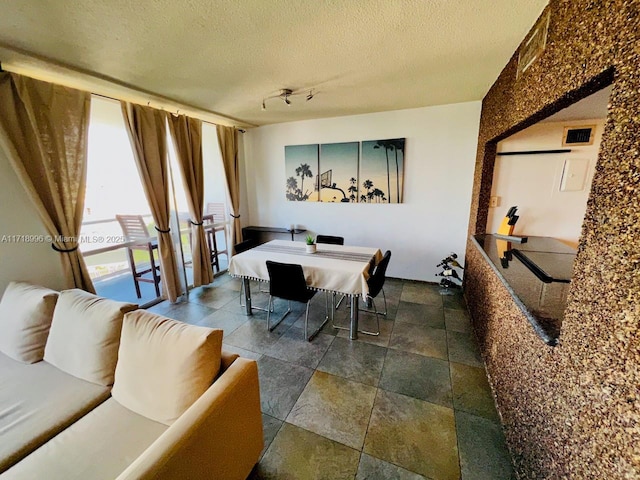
[358,288,387,316]
[267,298,290,331]
[334,294,381,336]
[306,295,330,342]
[335,293,346,309]
[358,298,380,336]
[240,280,273,313]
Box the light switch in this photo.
[560,158,589,192]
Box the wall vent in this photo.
[563,126,595,146]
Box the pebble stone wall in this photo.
[464,1,639,478]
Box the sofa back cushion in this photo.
[0,282,59,364]
[44,289,137,386]
[112,310,223,425]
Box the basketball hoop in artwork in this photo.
[320,169,332,188]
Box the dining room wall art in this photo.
[284,138,405,203]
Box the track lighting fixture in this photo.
[261,88,315,111]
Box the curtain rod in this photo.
[89,92,245,132]
[0,46,254,130]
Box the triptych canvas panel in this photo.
[284,138,405,203]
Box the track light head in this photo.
[262,88,313,110]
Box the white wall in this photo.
[487,119,604,247]
[0,148,66,294]
[242,102,481,281]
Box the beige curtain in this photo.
[121,102,181,302]
[168,114,213,287]
[0,73,95,292]
[217,125,241,248]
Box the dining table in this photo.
[228,239,384,340]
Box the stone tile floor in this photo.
[148,274,513,480]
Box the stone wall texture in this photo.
[465,1,640,478]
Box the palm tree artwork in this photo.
[360,138,405,203]
[285,139,404,203]
[284,144,319,201]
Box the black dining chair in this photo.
[315,235,344,245]
[266,261,328,341]
[334,250,392,336]
[316,235,346,310]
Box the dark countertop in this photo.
[471,234,577,346]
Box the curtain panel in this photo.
[168,114,213,287]
[216,125,242,249]
[121,102,182,302]
[0,72,95,292]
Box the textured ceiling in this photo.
[0,0,548,127]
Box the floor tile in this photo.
[450,362,500,422]
[336,317,394,347]
[222,343,262,360]
[443,292,467,310]
[356,453,427,480]
[364,389,460,480]
[188,285,239,309]
[251,423,360,480]
[379,349,452,407]
[287,371,377,449]
[447,330,483,367]
[161,301,216,324]
[456,410,513,480]
[144,301,174,315]
[260,414,283,457]
[317,337,387,387]
[444,308,472,333]
[224,317,289,354]
[395,301,445,328]
[265,327,334,369]
[256,355,313,420]
[389,322,448,360]
[400,282,443,306]
[194,309,248,335]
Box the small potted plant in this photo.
[305,235,317,253]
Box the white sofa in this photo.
[0,282,263,480]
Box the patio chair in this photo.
[115,214,161,299]
[266,261,328,341]
[205,203,229,271]
[333,250,391,336]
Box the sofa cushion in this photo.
[0,351,111,473]
[112,310,223,425]
[44,289,137,386]
[0,282,58,364]
[1,398,167,480]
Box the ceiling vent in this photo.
[563,126,595,146]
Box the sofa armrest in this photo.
[116,357,263,480]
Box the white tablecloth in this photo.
[229,240,383,297]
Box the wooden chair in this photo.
[115,215,161,299]
[205,203,229,272]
